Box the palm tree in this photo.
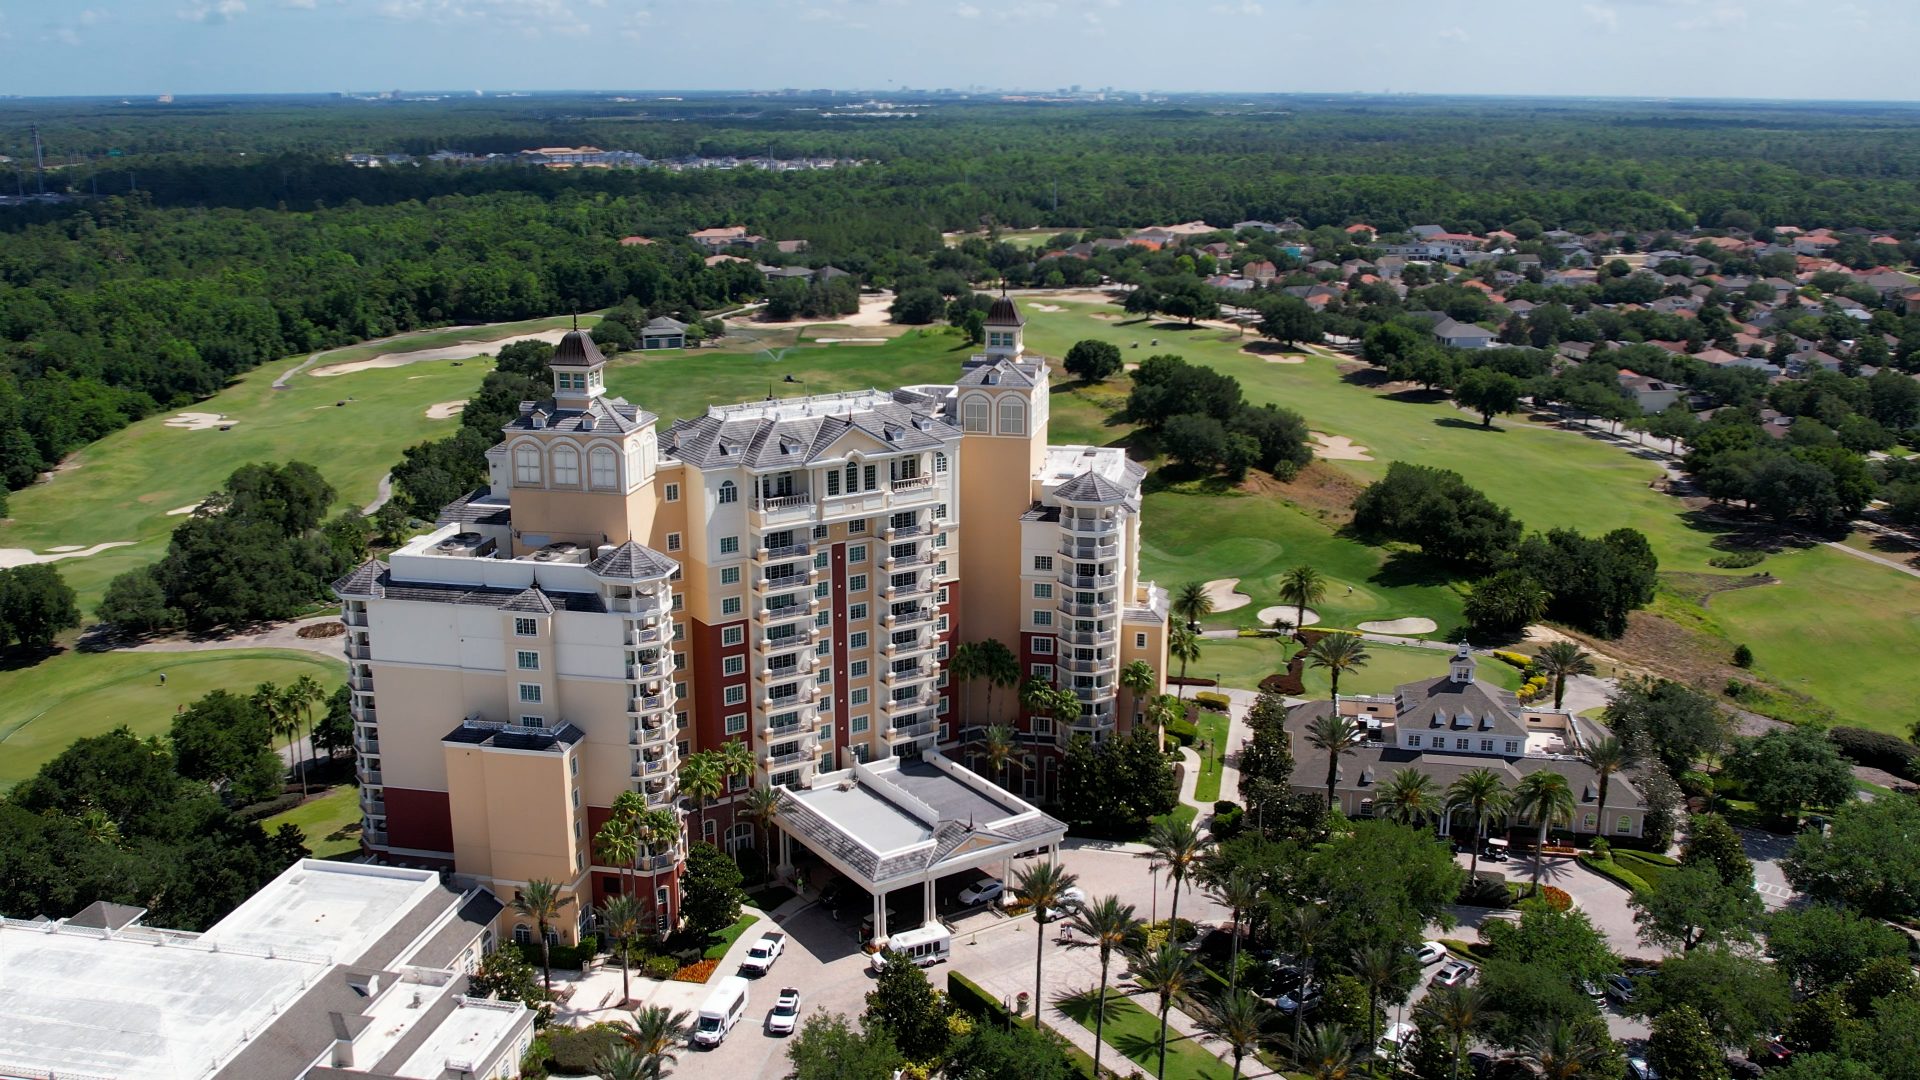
[950,640,986,723]
[1289,1021,1362,1080]
[1277,903,1328,1046]
[595,816,639,904]
[1512,771,1577,891]
[717,737,756,799]
[677,752,724,846]
[1012,860,1079,1028]
[252,682,299,794]
[635,807,682,931]
[1377,768,1439,828]
[624,1004,692,1079]
[511,879,574,992]
[1446,768,1513,878]
[1346,945,1411,1054]
[1305,713,1362,812]
[1067,896,1142,1080]
[1534,642,1595,711]
[1174,580,1215,631]
[1414,984,1493,1080]
[740,785,782,876]
[1145,693,1183,753]
[287,673,325,795]
[1517,1019,1614,1080]
[1128,941,1200,1080]
[1197,989,1274,1080]
[1581,736,1633,843]
[595,1046,651,1080]
[1205,869,1262,988]
[1121,660,1157,717]
[979,724,1015,790]
[976,638,1019,724]
[1303,633,1370,701]
[599,894,645,1006]
[1141,816,1207,928]
[1169,625,1202,700]
[1279,565,1327,631]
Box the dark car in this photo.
[1604,974,1636,1005]
[1274,987,1322,1016]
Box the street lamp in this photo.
[1148,856,1161,925]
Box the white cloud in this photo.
[1208,0,1262,14]
[376,0,590,35]
[281,0,317,7]
[1437,25,1468,43]
[955,1,980,15]
[1582,3,1619,31]
[1676,2,1747,31]
[179,0,247,22]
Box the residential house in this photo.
[641,316,689,350]
[1617,370,1685,414]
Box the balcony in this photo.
[363,828,389,848]
[886,719,939,741]
[1059,627,1116,646]
[360,791,387,816]
[759,600,814,625]
[355,734,381,756]
[879,578,933,602]
[881,663,935,687]
[353,708,379,726]
[1061,516,1122,535]
[888,476,937,505]
[764,748,816,768]
[883,607,934,628]
[361,768,384,786]
[628,694,668,714]
[627,624,665,646]
[341,610,369,628]
[633,757,670,777]
[881,634,936,658]
[760,687,817,713]
[606,593,663,616]
[883,691,938,714]
[883,522,930,542]
[1055,654,1109,675]
[757,653,816,681]
[627,660,667,681]
[1058,539,1119,561]
[752,492,816,526]
[1058,599,1118,618]
[753,541,811,564]
[754,566,816,593]
[756,628,815,652]
[348,673,376,693]
[1071,683,1117,703]
[879,547,932,571]
[346,643,372,661]
[644,786,676,810]
[1058,569,1118,590]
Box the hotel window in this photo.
[850,631,868,649]
[1480,739,1495,752]
[514,445,541,485]
[815,612,831,629]
[851,714,870,735]
[817,668,832,686]
[720,566,740,585]
[722,656,745,676]
[666,532,682,552]
[962,395,991,432]
[1033,610,1053,626]
[676,712,689,729]
[515,617,538,637]
[850,545,867,563]
[1034,583,1053,599]
[997,397,1027,436]
[551,446,580,487]
[934,503,948,520]
[516,651,540,670]
[725,714,747,735]
[826,471,841,497]
[811,582,828,601]
[1033,556,1053,572]
[1408,734,1422,747]
[850,519,867,534]
[816,641,832,657]
[936,615,948,632]
[849,574,868,592]
[850,660,869,678]
[724,685,746,706]
[518,683,542,704]
[721,596,742,616]
[850,603,868,621]
[519,715,542,727]
[719,536,739,555]
[664,483,680,502]
[935,532,948,548]
[934,452,948,473]
[938,586,949,604]
[1616,816,1632,835]
[672,621,685,641]
[718,480,738,505]
[844,463,859,492]
[1031,663,1054,681]
[813,525,829,541]
[1505,740,1520,754]
[850,688,869,706]
[1032,637,1054,655]
[1583,813,1597,829]
[671,594,684,612]
[937,560,949,576]
[1455,738,1470,750]
[864,464,877,490]
[814,551,830,571]
[1135,633,1147,648]
[721,625,744,647]
[590,447,619,490]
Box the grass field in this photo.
[1058,991,1233,1080]
[261,783,363,859]
[0,648,345,789]
[1192,711,1230,803]
[1191,638,1524,696]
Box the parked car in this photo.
[767,988,802,1036]
[1627,1057,1661,1080]
[1275,987,1323,1016]
[1604,974,1636,1005]
[1431,960,1477,989]
[1044,886,1089,922]
[1375,1021,1416,1060]
[739,932,786,976]
[1754,1040,1793,1069]
[1415,941,1449,966]
[957,878,1004,906]
[1580,978,1605,1003]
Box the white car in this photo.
[1430,960,1476,989]
[767,987,802,1036]
[1415,941,1448,966]
[1375,1021,1417,1060]
[1044,886,1089,922]
[1627,1057,1661,1080]
[957,879,1004,906]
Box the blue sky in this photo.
[0,0,1910,100]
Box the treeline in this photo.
[1125,354,1314,481]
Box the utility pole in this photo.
[31,124,46,195]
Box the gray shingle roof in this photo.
[334,559,388,598]
[662,400,957,469]
[1054,471,1129,504]
[506,395,656,437]
[1394,676,1528,740]
[436,489,512,528]
[586,540,678,581]
[955,356,1043,389]
[499,587,556,615]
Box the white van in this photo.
[692,975,750,1048]
[870,924,953,972]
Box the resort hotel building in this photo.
[335,297,1169,940]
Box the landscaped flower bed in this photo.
[670,959,718,983]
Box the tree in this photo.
[1305,821,1464,965]
[250,682,300,801]
[469,940,543,1003]
[946,1020,1074,1080]
[599,894,644,1007]
[715,737,755,797]
[625,1004,692,1077]
[96,567,176,634]
[1306,713,1363,812]
[1258,295,1322,348]
[740,785,781,874]
[1679,812,1752,890]
[1509,527,1659,639]
[1204,869,1261,988]
[285,673,325,796]
[1462,569,1549,635]
[1455,367,1524,428]
[1724,727,1855,822]
[1121,660,1157,717]
[949,641,985,722]
[1602,676,1731,778]
[679,841,743,939]
[1377,768,1440,828]
[1169,626,1202,700]
[1514,1018,1616,1080]
[1631,863,1761,952]
[1445,769,1512,877]
[169,689,282,806]
[1350,463,1521,569]
[1012,860,1078,1028]
[1067,895,1142,1080]
[1532,642,1594,711]
[1766,904,1909,995]
[974,638,1019,723]
[1412,984,1493,1080]
[888,285,947,324]
[1278,565,1326,633]
[677,752,724,842]
[0,565,81,650]
[1289,1021,1363,1080]
[1063,339,1123,381]
[1511,772,1575,890]
[511,879,574,993]
[594,1046,650,1080]
[1637,946,1789,1050]
[1346,944,1414,1055]
[1303,633,1369,701]
[1579,736,1633,844]
[1128,941,1200,1080]
[863,949,950,1062]
[1141,816,1207,926]
[978,723,1014,790]
[786,1012,901,1080]
[1783,793,1920,918]
[1174,579,1215,630]
[1197,989,1275,1080]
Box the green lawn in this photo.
[262,783,364,859]
[1192,638,1522,697]
[1058,991,1234,1080]
[703,913,762,960]
[1192,711,1230,803]
[0,649,345,789]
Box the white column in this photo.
[777,827,793,880]
[922,878,935,927]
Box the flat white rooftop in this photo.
[794,782,932,854]
[206,860,447,963]
[708,387,904,423]
[1040,444,1133,488]
[392,998,528,1078]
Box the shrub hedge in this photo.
[1193,691,1232,712]
[1708,551,1765,569]
[1579,854,1650,894]
[948,972,1099,1080]
[1164,717,1199,746]
[1829,726,1920,783]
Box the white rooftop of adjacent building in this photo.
[202,860,449,963]
[390,997,529,1078]
[706,387,905,423]
[1040,444,1136,490]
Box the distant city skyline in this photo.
[0,0,1912,103]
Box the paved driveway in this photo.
[1740,827,1801,909]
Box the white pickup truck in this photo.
[739,931,786,976]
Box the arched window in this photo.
[933,452,948,474]
[551,446,580,487]
[514,445,541,485]
[997,396,1027,436]
[589,447,618,490]
[725,822,755,855]
[717,480,738,505]
[960,395,990,433]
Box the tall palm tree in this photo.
[1581,736,1633,843]
[1533,641,1595,711]
[717,737,756,798]
[1303,633,1370,701]
[1169,625,1202,700]
[599,894,645,1006]
[1012,860,1079,1027]
[977,638,1019,724]
[740,785,782,875]
[1377,768,1439,829]
[1128,941,1200,1080]
[595,1046,651,1080]
[1067,896,1142,1080]
[252,682,300,794]
[1517,1019,1613,1080]
[980,724,1015,790]
[288,673,325,795]
[1198,989,1275,1080]
[1278,903,1328,1046]
[595,817,639,904]
[1205,869,1262,988]
[1305,713,1362,812]
[1512,771,1577,891]
[1145,693,1183,753]
[950,640,986,724]
[624,1004,692,1079]
[1121,660,1158,718]
[676,752,724,847]
[1174,580,1215,631]
[1279,565,1327,632]
[1289,1021,1362,1080]
[1141,816,1207,928]
[511,879,574,992]
[1446,769,1513,878]
[1346,945,1411,1054]
[1415,984,1494,1080]
[635,807,683,931]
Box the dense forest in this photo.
[5,94,1920,494]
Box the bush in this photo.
[1164,717,1199,747]
[1828,726,1920,783]
[1492,650,1533,670]
[1579,854,1650,894]
[1589,837,1611,859]
[543,1023,629,1075]
[642,954,680,979]
[237,791,307,821]
[1457,872,1512,908]
[1709,551,1765,569]
[1193,691,1232,712]
[1732,644,1754,668]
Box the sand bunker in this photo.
[1202,577,1252,613]
[0,541,135,569]
[1026,303,1065,313]
[166,503,203,516]
[1256,605,1321,627]
[1262,354,1306,364]
[1124,362,1140,373]
[1311,432,1374,461]
[1358,617,1439,635]
[425,400,467,420]
[311,328,574,378]
[812,337,888,344]
[164,412,236,431]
